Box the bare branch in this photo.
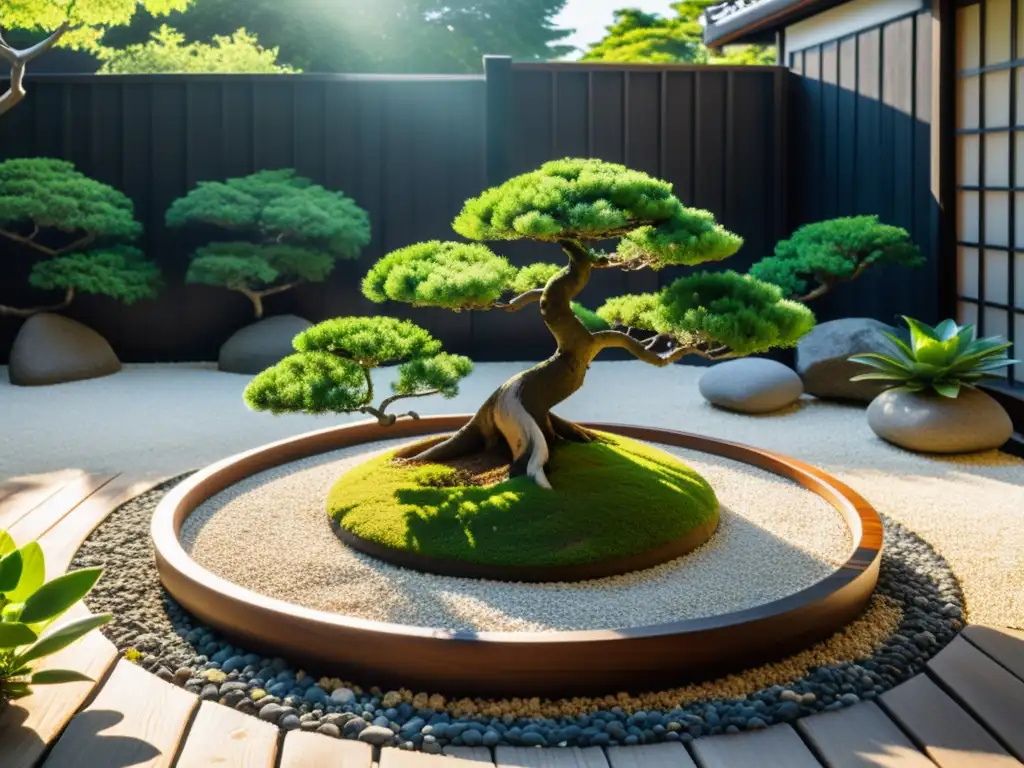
[0,23,70,117]
[255,282,298,298]
[378,388,441,414]
[0,228,94,257]
[0,286,75,318]
[796,261,871,303]
[495,288,543,312]
[592,330,695,367]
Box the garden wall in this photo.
[0,62,788,363]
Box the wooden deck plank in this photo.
[384,747,498,768]
[0,626,118,768]
[928,636,1024,760]
[961,625,1024,683]
[279,731,373,768]
[445,746,495,762]
[43,659,198,768]
[495,745,609,768]
[36,473,165,575]
[880,675,1019,768]
[0,470,85,530]
[689,724,820,768]
[173,700,278,767]
[8,473,117,549]
[606,742,697,768]
[796,701,934,767]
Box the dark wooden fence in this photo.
[0,61,789,364]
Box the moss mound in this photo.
[328,432,718,568]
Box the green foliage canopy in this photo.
[750,215,924,301]
[245,316,472,423]
[0,158,159,313]
[581,2,774,66]
[166,169,370,316]
[95,24,295,73]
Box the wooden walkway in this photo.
[1,472,1023,767]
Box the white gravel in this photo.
[2,360,1023,629]
[180,437,849,632]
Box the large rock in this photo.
[698,358,803,414]
[798,318,906,403]
[867,387,1013,453]
[218,314,311,374]
[8,313,121,386]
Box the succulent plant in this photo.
[0,528,111,707]
[849,317,1019,398]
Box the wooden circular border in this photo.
[152,415,883,698]
[331,432,721,583]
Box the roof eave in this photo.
[704,0,843,47]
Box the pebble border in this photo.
[74,477,964,751]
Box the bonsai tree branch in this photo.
[796,261,871,302]
[0,229,96,257]
[0,286,75,318]
[237,283,298,318]
[0,23,70,118]
[495,289,543,312]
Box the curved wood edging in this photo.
[151,415,883,698]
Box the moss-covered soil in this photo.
[328,432,718,567]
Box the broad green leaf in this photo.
[953,324,976,355]
[6,542,45,604]
[0,622,38,649]
[969,357,1020,372]
[0,531,15,557]
[902,381,926,391]
[932,380,961,398]
[6,665,33,678]
[0,550,23,593]
[903,316,939,352]
[16,614,112,666]
[914,336,954,366]
[30,669,94,685]
[849,372,907,382]
[882,332,914,361]
[2,602,25,621]
[934,319,959,341]
[946,345,1014,373]
[4,683,32,699]
[847,353,909,374]
[19,568,102,625]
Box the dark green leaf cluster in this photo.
[30,246,161,303]
[394,353,474,398]
[362,241,516,310]
[0,158,141,241]
[750,216,924,299]
[598,271,816,356]
[0,527,110,706]
[245,316,472,420]
[511,262,562,294]
[453,158,684,242]
[186,243,336,289]
[570,302,611,332]
[619,209,744,268]
[293,317,442,367]
[167,169,370,293]
[849,317,1018,398]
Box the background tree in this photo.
[245,317,473,425]
[0,158,161,317]
[359,159,814,487]
[582,2,774,65]
[100,0,573,74]
[0,0,190,116]
[750,216,924,303]
[165,170,371,319]
[95,25,294,74]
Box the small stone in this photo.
[359,725,396,746]
[520,732,547,747]
[747,717,767,729]
[779,690,801,703]
[280,715,301,731]
[222,690,246,708]
[200,684,219,701]
[331,687,355,704]
[776,702,800,722]
[317,723,341,738]
[259,704,284,724]
[300,721,320,732]
[462,729,483,747]
[482,730,500,747]
[840,693,861,706]
[914,631,936,647]
[174,667,193,684]
[155,667,175,684]
[343,717,368,738]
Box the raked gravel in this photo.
[180,438,850,632]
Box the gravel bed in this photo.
[180,438,850,632]
[75,478,964,751]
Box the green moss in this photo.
[328,433,718,567]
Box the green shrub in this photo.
[0,528,111,707]
[849,317,1019,398]
[750,215,923,301]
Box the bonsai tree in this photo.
[750,215,924,303]
[0,158,160,317]
[244,317,473,425]
[359,158,815,488]
[165,169,370,318]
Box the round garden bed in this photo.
[152,416,882,697]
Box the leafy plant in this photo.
[0,528,111,707]
[0,158,160,318]
[166,169,371,318]
[750,216,924,302]
[849,317,1019,398]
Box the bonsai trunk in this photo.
[400,242,600,488]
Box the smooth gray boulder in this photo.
[698,358,803,414]
[798,317,906,403]
[218,314,312,374]
[867,387,1013,453]
[8,313,121,386]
